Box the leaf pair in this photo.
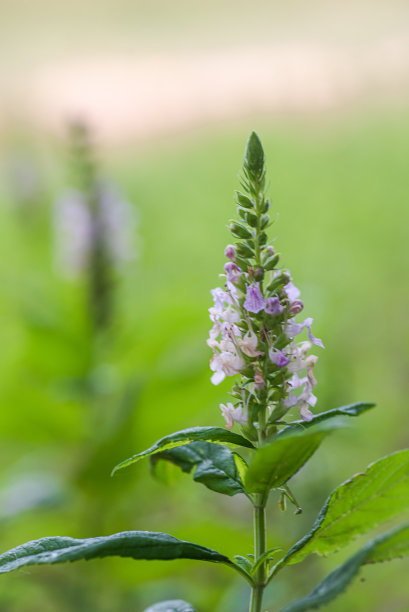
[112,404,375,500]
[144,423,335,500]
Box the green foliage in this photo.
[245,423,335,494]
[0,531,232,575]
[151,441,248,497]
[280,523,409,612]
[112,427,254,474]
[280,448,409,566]
[1,118,408,611]
[143,601,196,612]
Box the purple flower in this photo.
[210,287,229,312]
[290,299,304,314]
[210,351,245,385]
[285,317,325,349]
[220,402,247,429]
[244,283,266,313]
[265,297,284,316]
[284,280,301,301]
[299,402,314,421]
[224,244,236,260]
[269,348,290,367]
[54,190,92,276]
[224,262,241,284]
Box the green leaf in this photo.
[280,523,409,612]
[280,448,409,566]
[280,402,375,434]
[251,547,282,574]
[245,423,334,494]
[233,554,253,574]
[112,427,253,475]
[151,441,248,497]
[0,531,232,575]
[143,601,196,612]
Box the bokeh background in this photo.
[0,1,408,610]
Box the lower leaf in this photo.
[151,441,248,497]
[280,522,409,612]
[0,531,232,574]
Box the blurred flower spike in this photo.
[207,132,324,432]
[54,123,137,279]
[55,181,137,278]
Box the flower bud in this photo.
[267,272,290,293]
[236,192,254,209]
[237,242,255,258]
[254,267,264,281]
[224,244,236,260]
[224,262,241,283]
[235,256,249,271]
[264,254,280,270]
[290,299,304,314]
[245,210,258,227]
[258,232,268,246]
[260,214,270,230]
[254,370,265,390]
[229,222,252,240]
[244,132,265,181]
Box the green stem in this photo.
[254,189,262,269]
[249,396,269,612]
[250,494,267,612]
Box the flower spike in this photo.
[207,133,324,431]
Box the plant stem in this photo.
[250,494,267,612]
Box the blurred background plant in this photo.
[0,1,408,610]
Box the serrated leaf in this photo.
[112,427,253,475]
[280,402,375,435]
[366,522,409,563]
[245,423,335,494]
[280,523,409,612]
[280,448,409,566]
[143,600,196,612]
[151,442,248,497]
[0,531,232,574]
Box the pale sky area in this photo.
[1,0,409,142]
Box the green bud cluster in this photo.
[224,133,302,438]
[228,132,277,275]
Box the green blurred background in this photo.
[0,1,408,610]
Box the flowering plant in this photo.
[0,134,408,612]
